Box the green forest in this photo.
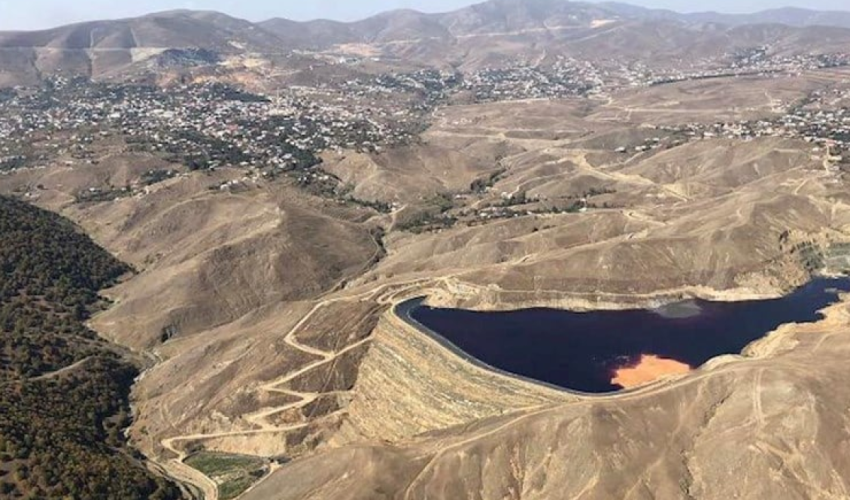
[0,195,181,499]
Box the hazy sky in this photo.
[1,0,850,30]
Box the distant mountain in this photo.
[0,10,288,86]
[0,10,281,52]
[443,0,620,34]
[258,18,355,50]
[260,0,626,49]
[3,0,850,86]
[601,3,850,29]
[261,0,850,48]
[684,7,850,29]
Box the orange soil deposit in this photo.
[612,355,692,389]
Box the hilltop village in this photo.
[614,87,850,166]
[2,47,850,214]
[0,78,419,173]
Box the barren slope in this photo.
[4,65,850,500]
[246,300,850,500]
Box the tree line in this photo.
[0,195,181,499]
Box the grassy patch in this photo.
[185,452,264,476]
[219,476,259,500]
[185,452,269,500]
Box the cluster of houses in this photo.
[639,50,850,87]
[342,58,605,104]
[340,48,850,108]
[612,87,850,166]
[343,69,461,110]
[0,77,422,175]
[3,46,850,207]
[459,58,603,102]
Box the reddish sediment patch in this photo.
[612,355,691,389]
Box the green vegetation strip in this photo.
[0,195,180,499]
[185,452,269,500]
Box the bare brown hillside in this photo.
[4,41,850,500]
[6,0,850,86]
[245,301,850,500]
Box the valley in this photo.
[4,1,850,499]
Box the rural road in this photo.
[155,279,430,499]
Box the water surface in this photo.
[400,278,850,393]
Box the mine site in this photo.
[3,0,850,499]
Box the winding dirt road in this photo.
[156,280,429,499]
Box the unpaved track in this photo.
[29,356,91,382]
[162,272,795,499]
[0,357,93,389]
[156,279,430,499]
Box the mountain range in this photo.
[260,1,850,48]
[2,0,850,86]
[4,1,850,52]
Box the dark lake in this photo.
[399,277,850,394]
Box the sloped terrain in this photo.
[5,3,850,499]
[0,10,288,85]
[244,300,850,500]
[0,196,180,499]
[6,66,850,499]
[6,0,850,85]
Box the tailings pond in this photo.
[398,277,850,394]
